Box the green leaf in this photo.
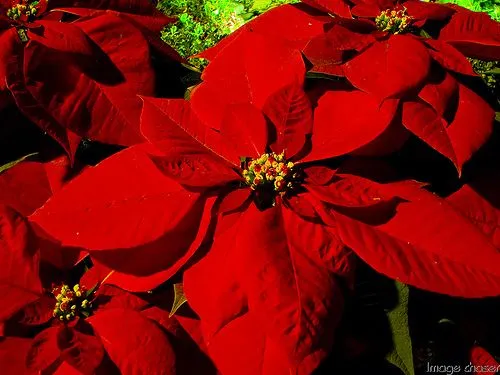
[386,282,415,375]
[496,112,500,122]
[0,153,37,174]
[484,67,500,75]
[169,283,187,317]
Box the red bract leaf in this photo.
[344,36,431,99]
[0,337,33,374]
[327,185,500,297]
[150,153,239,188]
[439,11,500,60]
[221,103,268,161]
[303,0,352,17]
[304,166,337,186]
[187,204,344,370]
[5,42,81,159]
[402,84,493,173]
[31,145,209,283]
[192,33,306,131]
[93,285,148,313]
[424,39,476,76]
[418,71,459,118]
[446,171,500,249]
[26,326,60,372]
[263,84,312,159]
[50,0,160,13]
[0,156,78,217]
[404,0,455,21]
[307,174,395,208]
[0,162,54,217]
[57,322,104,374]
[8,294,54,326]
[470,346,500,375]
[198,4,331,61]
[88,308,176,375]
[207,312,326,375]
[303,90,399,162]
[21,14,153,147]
[141,97,237,167]
[0,28,17,92]
[0,206,42,323]
[27,21,94,54]
[184,212,248,340]
[218,189,251,215]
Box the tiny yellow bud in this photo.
[76,291,82,297]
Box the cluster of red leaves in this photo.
[0,0,181,160]
[1,0,500,374]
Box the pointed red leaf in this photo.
[50,0,160,14]
[184,212,248,340]
[418,71,459,118]
[88,309,176,374]
[93,285,149,313]
[303,0,352,17]
[150,153,240,188]
[207,313,325,375]
[141,97,237,167]
[470,346,499,374]
[424,39,476,76]
[344,36,431,99]
[87,196,216,292]
[221,103,268,161]
[192,33,306,132]
[195,204,344,366]
[263,84,312,159]
[439,11,500,60]
[8,294,54,326]
[198,4,331,61]
[402,84,493,173]
[446,170,500,249]
[57,322,104,374]
[26,326,61,372]
[27,21,94,55]
[324,184,500,297]
[303,90,399,162]
[0,206,42,323]
[404,0,455,21]
[31,144,209,280]
[0,337,33,374]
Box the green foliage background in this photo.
[437,0,499,21]
[157,0,297,69]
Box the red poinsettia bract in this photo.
[0,0,180,158]
[0,205,213,374]
[30,82,500,373]
[198,2,498,173]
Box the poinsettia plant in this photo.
[196,0,499,174]
[0,204,215,374]
[27,34,500,374]
[0,0,183,159]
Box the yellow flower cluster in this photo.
[6,1,40,21]
[375,9,413,34]
[242,152,295,193]
[52,284,91,321]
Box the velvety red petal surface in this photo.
[0,206,42,323]
[88,308,176,374]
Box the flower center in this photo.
[52,284,92,322]
[242,152,299,195]
[375,8,413,34]
[6,0,42,22]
